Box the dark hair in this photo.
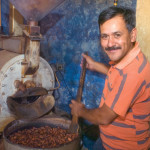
[98,6,136,32]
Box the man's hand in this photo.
[80,53,109,75]
[69,100,118,125]
[69,100,85,117]
[80,53,96,71]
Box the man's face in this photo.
[100,15,136,63]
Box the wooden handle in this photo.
[69,52,88,133]
[76,52,87,102]
[73,52,88,123]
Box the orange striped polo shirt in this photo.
[99,42,150,150]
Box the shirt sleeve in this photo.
[104,69,145,117]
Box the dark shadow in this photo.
[39,13,64,35]
[79,118,100,141]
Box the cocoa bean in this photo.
[9,126,78,148]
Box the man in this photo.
[69,6,150,150]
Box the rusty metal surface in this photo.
[7,94,55,119]
[23,25,40,36]
[0,37,25,54]
[0,139,4,150]
[0,132,4,150]
[24,39,40,75]
[12,87,48,98]
[9,3,24,36]
[9,0,65,21]
[0,50,19,70]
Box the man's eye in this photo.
[101,35,108,40]
[114,34,121,38]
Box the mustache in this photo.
[105,46,121,51]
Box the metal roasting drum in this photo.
[0,51,55,130]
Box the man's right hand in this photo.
[81,53,109,75]
[81,53,96,71]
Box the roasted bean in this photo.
[9,126,78,148]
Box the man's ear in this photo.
[130,28,137,42]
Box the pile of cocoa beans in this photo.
[9,126,78,148]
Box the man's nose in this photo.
[107,36,115,47]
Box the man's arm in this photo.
[93,61,110,75]
[81,53,110,75]
[69,100,118,125]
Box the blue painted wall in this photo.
[1,0,9,34]
[39,0,137,113]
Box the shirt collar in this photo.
[110,42,141,69]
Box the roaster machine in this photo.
[0,0,81,150]
[0,0,67,131]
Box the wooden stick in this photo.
[69,52,87,133]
